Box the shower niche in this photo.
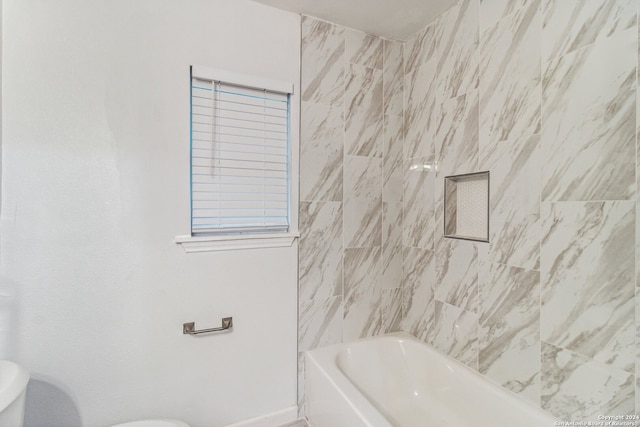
[444,171,489,243]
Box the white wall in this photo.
[0,1,300,426]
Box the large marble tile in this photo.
[382,202,402,290]
[479,264,540,403]
[298,295,343,352]
[345,64,383,119]
[344,246,382,303]
[346,29,383,69]
[542,0,636,64]
[479,0,541,146]
[344,154,382,200]
[637,378,640,425]
[383,39,404,117]
[433,170,448,244]
[541,28,636,201]
[477,240,491,288]
[297,352,305,418]
[382,288,403,333]
[480,134,541,270]
[402,247,435,341]
[541,201,635,373]
[345,64,384,157]
[404,23,438,73]
[429,301,479,369]
[435,238,478,313]
[300,101,343,202]
[638,36,640,397]
[436,0,479,101]
[541,342,634,421]
[344,156,382,248]
[435,90,479,176]
[344,200,382,249]
[636,295,640,413]
[404,60,437,161]
[403,159,434,250]
[343,289,385,341]
[638,129,640,408]
[491,213,540,270]
[383,114,403,204]
[299,201,343,301]
[480,0,535,32]
[481,133,540,218]
[344,247,384,340]
[301,16,345,107]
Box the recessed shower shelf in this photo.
[444,171,489,243]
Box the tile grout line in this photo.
[538,0,543,409]
[635,0,638,416]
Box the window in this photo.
[176,66,297,252]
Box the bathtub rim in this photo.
[305,337,394,427]
[305,332,558,426]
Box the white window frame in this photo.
[176,66,299,252]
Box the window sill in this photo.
[175,232,299,253]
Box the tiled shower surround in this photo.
[299,0,639,422]
[298,15,405,411]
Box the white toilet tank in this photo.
[0,360,30,427]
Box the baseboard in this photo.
[223,406,298,427]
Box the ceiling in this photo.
[249,0,457,41]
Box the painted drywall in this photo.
[0,1,300,426]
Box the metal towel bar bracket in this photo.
[183,317,233,335]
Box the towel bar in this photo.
[183,317,233,335]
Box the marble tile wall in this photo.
[401,0,639,422]
[298,0,639,422]
[298,16,404,413]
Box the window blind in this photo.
[190,68,291,236]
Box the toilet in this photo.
[0,360,30,427]
[110,419,190,427]
[0,359,188,427]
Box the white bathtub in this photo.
[305,333,558,427]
